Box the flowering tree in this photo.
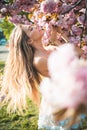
[0,0,87,52]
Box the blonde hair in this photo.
[1,25,41,114]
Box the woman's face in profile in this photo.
[22,25,44,42]
[29,26,44,41]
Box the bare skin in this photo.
[32,34,57,77]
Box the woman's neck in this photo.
[32,39,57,55]
[32,39,46,52]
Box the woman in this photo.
[0,24,57,114]
[0,24,86,129]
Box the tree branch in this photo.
[62,0,83,15]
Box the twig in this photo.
[62,0,83,15]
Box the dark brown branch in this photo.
[62,0,83,15]
[80,0,87,48]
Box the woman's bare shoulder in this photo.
[33,52,49,77]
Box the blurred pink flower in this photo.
[71,25,82,36]
[40,0,57,13]
[40,44,87,112]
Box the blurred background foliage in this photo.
[0,18,14,40]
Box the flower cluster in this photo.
[40,44,87,111]
[0,0,87,51]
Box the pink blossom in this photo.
[40,44,87,112]
[83,36,87,43]
[71,25,82,36]
[75,67,87,104]
[40,0,57,13]
[78,14,87,27]
[69,36,81,45]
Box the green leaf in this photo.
[0,18,14,40]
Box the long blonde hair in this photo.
[1,25,41,114]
